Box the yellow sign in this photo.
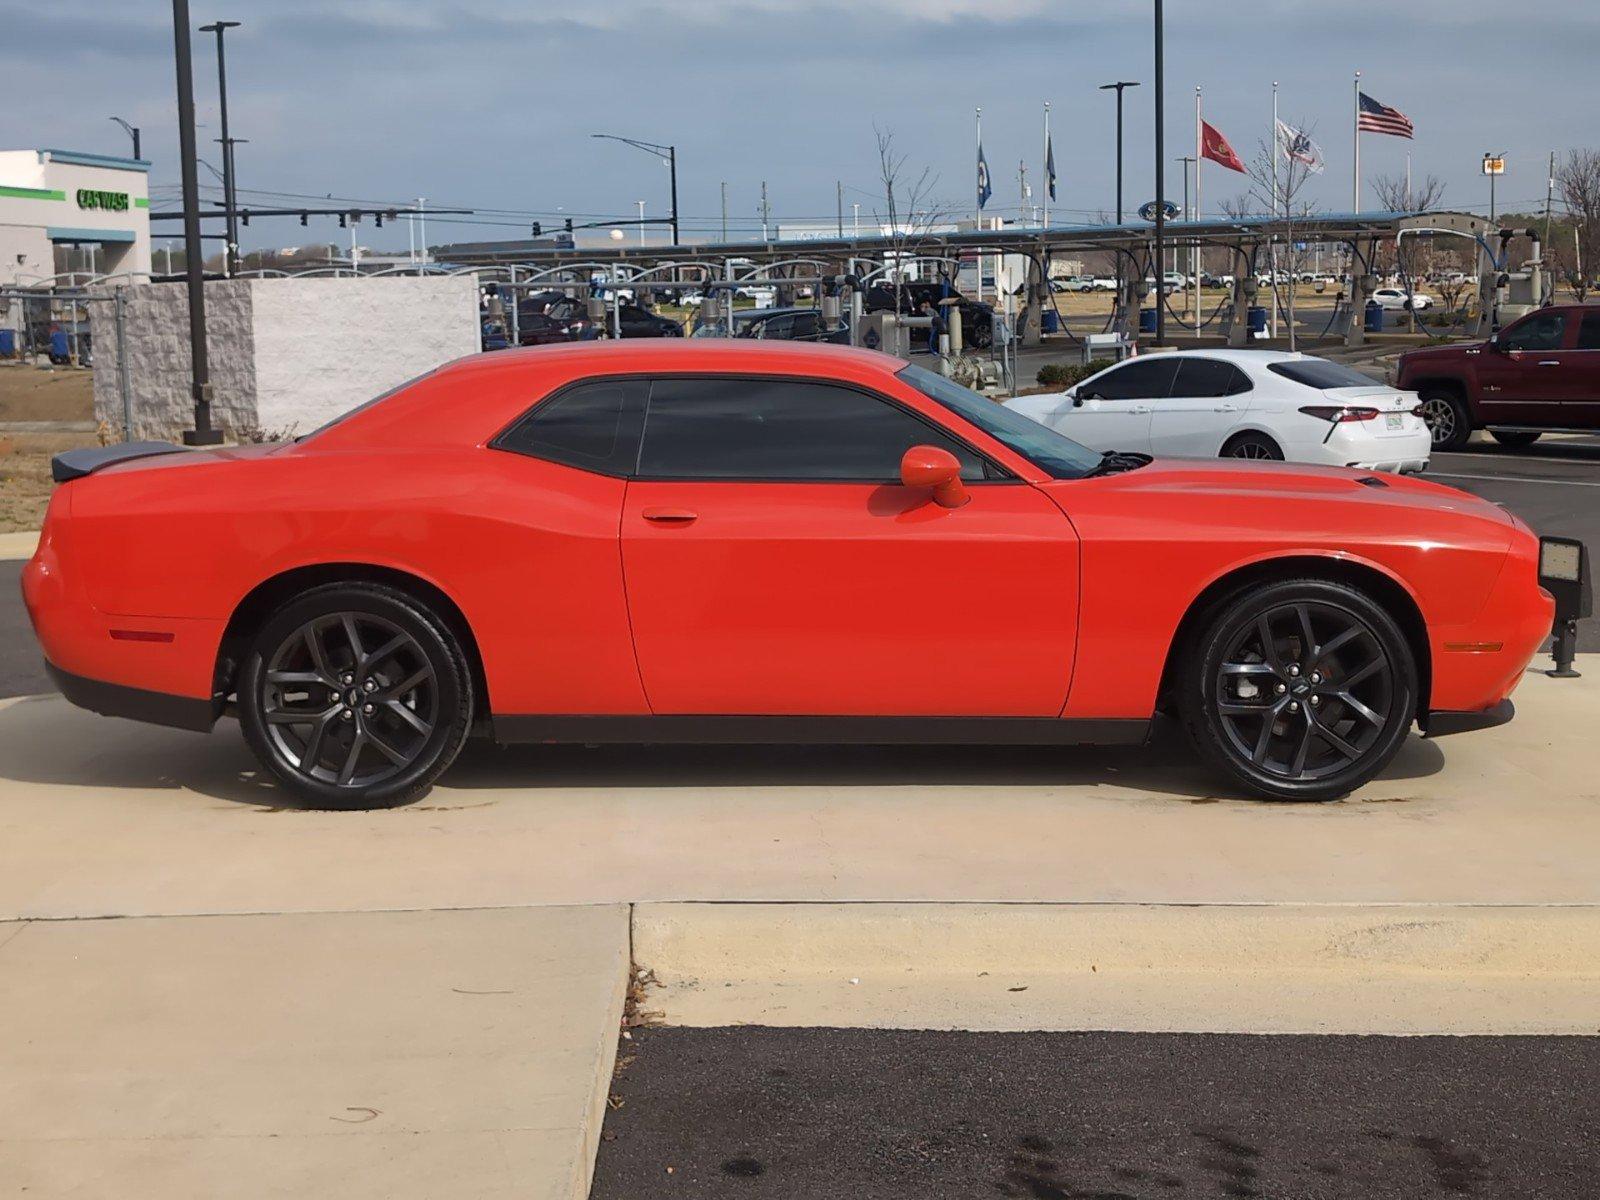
[1481,155,1506,177]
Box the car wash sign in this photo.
[75,188,130,212]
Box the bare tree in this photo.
[1372,173,1448,311]
[1555,149,1600,302]
[1244,123,1322,350]
[873,126,945,319]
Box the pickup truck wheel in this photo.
[1489,430,1541,449]
[1419,391,1471,450]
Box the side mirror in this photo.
[900,445,970,509]
[1487,334,1504,353]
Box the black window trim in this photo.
[488,371,1016,484]
[633,372,1016,485]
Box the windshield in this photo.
[896,363,1103,478]
[1266,358,1380,390]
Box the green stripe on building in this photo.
[0,185,67,201]
[134,197,149,208]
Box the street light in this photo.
[1153,0,1167,345]
[198,19,241,276]
[591,133,679,246]
[1098,80,1140,223]
[109,116,141,160]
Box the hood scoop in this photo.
[1354,475,1389,489]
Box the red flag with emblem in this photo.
[1200,120,1246,173]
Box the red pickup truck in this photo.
[1397,304,1600,450]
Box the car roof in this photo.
[1103,348,1312,366]
[433,338,903,382]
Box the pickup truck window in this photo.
[1499,312,1567,352]
[1578,311,1600,351]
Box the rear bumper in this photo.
[45,661,218,733]
[1422,699,1514,738]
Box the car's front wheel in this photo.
[1178,578,1417,801]
[239,583,473,809]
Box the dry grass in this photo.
[0,364,96,424]
[0,366,100,532]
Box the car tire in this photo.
[1488,430,1541,448]
[1220,432,1285,461]
[239,583,473,810]
[1178,577,1417,801]
[1418,390,1472,450]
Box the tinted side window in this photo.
[1084,358,1180,400]
[495,379,645,475]
[1172,357,1251,398]
[1578,312,1600,350]
[791,312,822,339]
[1500,311,1567,352]
[639,378,986,481]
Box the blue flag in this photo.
[1045,135,1057,202]
[977,142,992,210]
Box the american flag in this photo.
[1358,92,1414,139]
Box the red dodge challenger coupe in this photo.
[23,341,1553,808]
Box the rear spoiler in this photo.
[52,442,188,484]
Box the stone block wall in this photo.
[92,276,479,441]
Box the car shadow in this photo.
[0,695,1447,810]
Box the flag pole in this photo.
[1353,70,1362,214]
[1271,80,1279,337]
[975,105,983,301]
[1194,85,1202,325]
[1043,101,1051,230]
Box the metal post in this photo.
[837,180,844,237]
[173,0,221,446]
[760,180,769,244]
[720,181,728,242]
[1043,101,1051,230]
[1153,0,1166,345]
[1353,71,1362,214]
[637,199,646,246]
[668,146,679,247]
[115,288,133,442]
[200,21,241,277]
[418,197,427,262]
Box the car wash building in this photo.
[0,148,152,287]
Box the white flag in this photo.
[1276,120,1325,174]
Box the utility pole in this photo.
[852,203,860,238]
[417,197,427,262]
[637,200,646,246]
[760,180,770,243]
[1099,80,1140,223]
[1544,150,1556,248]
[199,20,241,277]
[171,0,221,445]
[837,180,844,237]
[720,181,728,242]
[1153,0,1167,344]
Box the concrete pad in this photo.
[0,670,1597,920]
[0,905,628,1199]
[633,902,1600,1035]
[0,531,38,561]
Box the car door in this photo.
[1477,309,1574,425]
[620,375,1080,717]
[1058,356,1177,453]
[1569,310,1600,429]
[1148,357,1253,456]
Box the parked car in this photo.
[1372,287,1435,312]
[29,341,1552,808]
[1399,304,1600,450]
[1090,277,1119,292]
[529,297,681,341]
[1053,276,1095,293]
[864,282,994,348]
[1004,350,1431,473]
[735,307,850,344]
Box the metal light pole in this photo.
[172,0,221,445]
[109,116,141,160]
[1153,0,1167,345]
[1099,80,1140,223]
[1178,154,1196,321]
[591,134,678,245]
[199,20,241,277]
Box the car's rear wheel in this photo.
[1488,429,1541,448]
[1419,390,1471,450]
[1220,432,1284,461]
[1179,578,1416,801]
[239,583,472,809]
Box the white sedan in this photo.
[1372,287,1435,311]
[1003,349,1432,473]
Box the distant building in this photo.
[0,148,152,286]
[431,234,576,266]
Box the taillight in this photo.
[1299,405,1381,423]
[1411,403,1426,417]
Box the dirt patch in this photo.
[0,364,96,425]
[0,429,103,533]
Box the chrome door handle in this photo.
[1215,403,1239,412]
[1538,360,1561,366]
[641,507,698,524]
[1130,405,1152,414]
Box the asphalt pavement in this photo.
[1,562,47,699]
[592,1027,1600,1200]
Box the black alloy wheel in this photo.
[239,584,472,809]
[1180,579,1416,801]
[1419,391,1471,450]
[1222,432,1284,461]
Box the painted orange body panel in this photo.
[20,341,1552,729]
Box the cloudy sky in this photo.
[7,1,1596,252]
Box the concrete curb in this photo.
[0,531,39,561]
[634,901,1600,1035]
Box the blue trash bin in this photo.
[50,330,69,361]
[1041,309,1059,334]
[1138,307,1158,334]
[1246,305,1268,335]
[0,329,14,357]
[1364,300,1384,332]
